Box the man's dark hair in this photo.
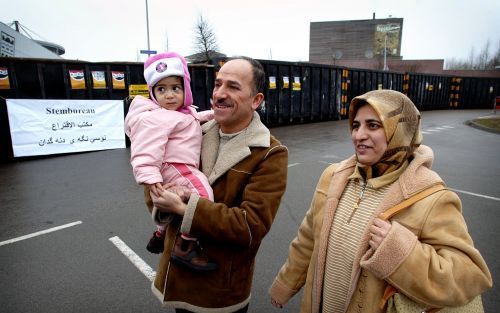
[228,56,265,95]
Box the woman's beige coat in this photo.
[269,145,492,313]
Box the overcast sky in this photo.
[1,0,499,64]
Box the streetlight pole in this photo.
[145,0,151,52]
[383,33,388,71]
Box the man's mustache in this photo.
[211,98,232,106]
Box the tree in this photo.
[445,39,499,70]
[193,14,219,63]
[488,40,500,69]
[477,40,490,70]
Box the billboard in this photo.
[374,23,401,57]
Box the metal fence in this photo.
[1,56,499,162]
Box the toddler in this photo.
[125,52,216,271]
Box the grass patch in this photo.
[472,117,500,131]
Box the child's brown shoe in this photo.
[170,236,217,271]
[146,231,165,254]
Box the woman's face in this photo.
[351,104,387,166]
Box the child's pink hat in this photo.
[143,52,193,109]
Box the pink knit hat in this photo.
[143,52,193,111]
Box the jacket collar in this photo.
[349,160,409,189]
[370,144,444,219]
[201,112,270,184]
[339,145,441,196]
[397,144,443,197]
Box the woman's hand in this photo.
[368,218,392,250]
[151,188,187,216]
[271,297,283,309]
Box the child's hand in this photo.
[162,183,192,202]
[151,188,186,216]
[149,183,164,197]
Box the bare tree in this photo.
[488,39,500,69]
[446,39,499,70]
[477,40,490,69]
[193,14,219,63]
[467,47,475,70]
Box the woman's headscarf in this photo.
[348,90,422,178]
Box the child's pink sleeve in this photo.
[197,109,214,123]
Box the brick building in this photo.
[309,16,403,65]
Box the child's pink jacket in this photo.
[124,95,213,185]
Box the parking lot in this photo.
[1,109,499,312]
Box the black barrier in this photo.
[320,67,329,121]
[261,62,278,126]
[299,65,312,123]
[311,67,322,121]
[279,63,291,125]
[290,64,301,123]
[347,68,404,104]
[0,97,14,162]
[1,56,499,162]
[460,77,500,109]
[188,64,214,111]
[408,73,452,110]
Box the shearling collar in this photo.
[201,112,270,184]
[349,160,409,189]
[396,144,443,197]
[368,144,444,218]
[337,145,441,197]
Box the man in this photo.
[150,56,288,313]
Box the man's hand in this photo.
[151,188,187,216]
[162,182,192,203]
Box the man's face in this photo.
[211,59,263,133]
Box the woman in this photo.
[269,90,492,312]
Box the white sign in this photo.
[1,31,15,57]
[376,23,401,33]
[6,99,126,157]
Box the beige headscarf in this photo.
[349,90,422,178]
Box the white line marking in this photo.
[421,131,431,134]
[435,127,446,130]
[322,154,343,160]
[426,129,439,132]
[109,236,156,282]
[451,188,500,202]
[318,160,334,165]
[442,125,455,129]
[288,163,300,168]
[0,221,82,247]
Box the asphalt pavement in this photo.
[0,109,498,313]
